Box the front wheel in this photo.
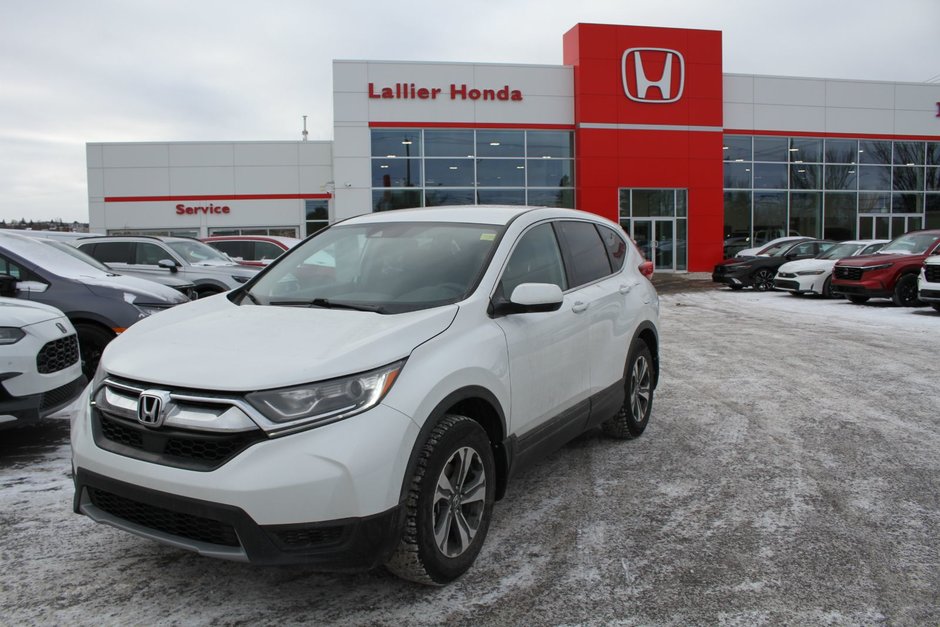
[602,340,654,440]
[751,269,775,292]
[75,323,115,379]
[891,274,922,307]
[386,415,495,585]
[821,276,833,298]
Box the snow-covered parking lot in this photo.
[2,285,939,625]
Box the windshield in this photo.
[878,233,940,255]
[41,240,116,273]
[166,240,233,264]
[817,243,864,260]
[762,242,795,257]
[246,221,502,314]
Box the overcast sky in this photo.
[1,0,938,224]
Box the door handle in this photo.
[572,301,588,313]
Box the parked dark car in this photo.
[713,239,836,291]
[831,229,940,307]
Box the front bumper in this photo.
[0,374,86,426]
[71,393,420,567]
[830,281,892,299]
[712,269,750,287]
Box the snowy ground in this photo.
[2,287,939,626]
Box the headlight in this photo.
[796,270,825,276]
[232,275,251,284]
[861,263,893,272]
[246,360,405,427]
[0,327,25,345]
[133,303,171,317]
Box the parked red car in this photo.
[201,235,301,267]
[831,229,940,306]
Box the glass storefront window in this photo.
[928,167,940,192]
[477,189,525,205]
[825,139,858,164]
[790,164,822,190]
[372,158,422,188]
[790,192,821,237]
[926,194,940,228]
[858,140,891,165]
[892,166,924,192]
[373,189,422,212]
[305,200,329,237]
[928,143,940,167]
[476,131,524,158]
[893,142,925,165]
[371,130,422,158]
[858,165,891,190]
[753,136,788,162]
[859,192,890,213]
[526,159,573,187]
[631,190,675,217]
[425,189,476,207]
[527,188,574,208]
[424,130,474,157]
[892,193,924,213]
[753,192,787,236]
[477,159,525,186]
[677,190,687,217]
[526,131,574,158]
[424,159,474,187]
[723,135,752,162]
[723,191,751,256]
[753,163,788,188]
[823,192,857,240]
[723,162,751,188]
[789,138,822,163]
[825,165,858,190]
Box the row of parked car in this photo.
[712,229,940,311]
[0,231,300,429]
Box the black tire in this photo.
[847,295,869,304]
[75,323,115,379]
[821,276,834,298]
[386,415,496,585]
[751,269,775,292]
[891,274,922,307]
[602,340,654,440]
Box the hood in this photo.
[82,273,189,304]
[0,297,66,327]
[835,252,927,268]
[777,258,835,273]
[102,295,459,390]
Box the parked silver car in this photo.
[76,236,260,297]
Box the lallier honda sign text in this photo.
[368,83,524,101]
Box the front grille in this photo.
[925,265,940,283]
[713,265,727,276]
[774,279,799,290]
[40,377,85,411]
[275,526,344,550]
[834,266,863,281]
[87,486,240,547]
[920,289,940,299]
[37,334,79,374]
[94,411,264,471]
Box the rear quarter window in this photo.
[555,221,613,288]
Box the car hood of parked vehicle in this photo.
[81,272,190,304]
[834,251,928,268]
[776,258,837,274]
[0,297,67,327]
[101,293,459,391]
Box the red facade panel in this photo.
[564,23,725,271]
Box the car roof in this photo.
[340,205,603,227]
[77,235,193,243]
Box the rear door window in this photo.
[82,241,132,263]
[554,221,613,288]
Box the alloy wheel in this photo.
[432,446,487,558]
[630,354,652,421]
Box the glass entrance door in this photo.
[632,219,675,271]
[858,214,923,240]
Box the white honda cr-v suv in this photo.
[71,206,660,585]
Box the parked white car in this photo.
[735,235,809,258]
[0,296,85,428]
[774,239,889,297]
[919,256,940,312]
[71,206,660,585]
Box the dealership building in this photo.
[86,23,940,272]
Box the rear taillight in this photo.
[639,260,654,278]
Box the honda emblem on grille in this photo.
[137,390,172,427]
[621,47,685,104]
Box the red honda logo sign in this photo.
[621,48,685,104]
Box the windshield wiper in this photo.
[268,298,387,313]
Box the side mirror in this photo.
[158,259,179,273]
[491,283,563,316]
[16,280,49,294]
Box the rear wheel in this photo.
[847,295,869,304]
[386,415,495,585]
[602,340,654,440]
[75,323,115,379]
[891,274,922,307]
[751,269,775,292]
